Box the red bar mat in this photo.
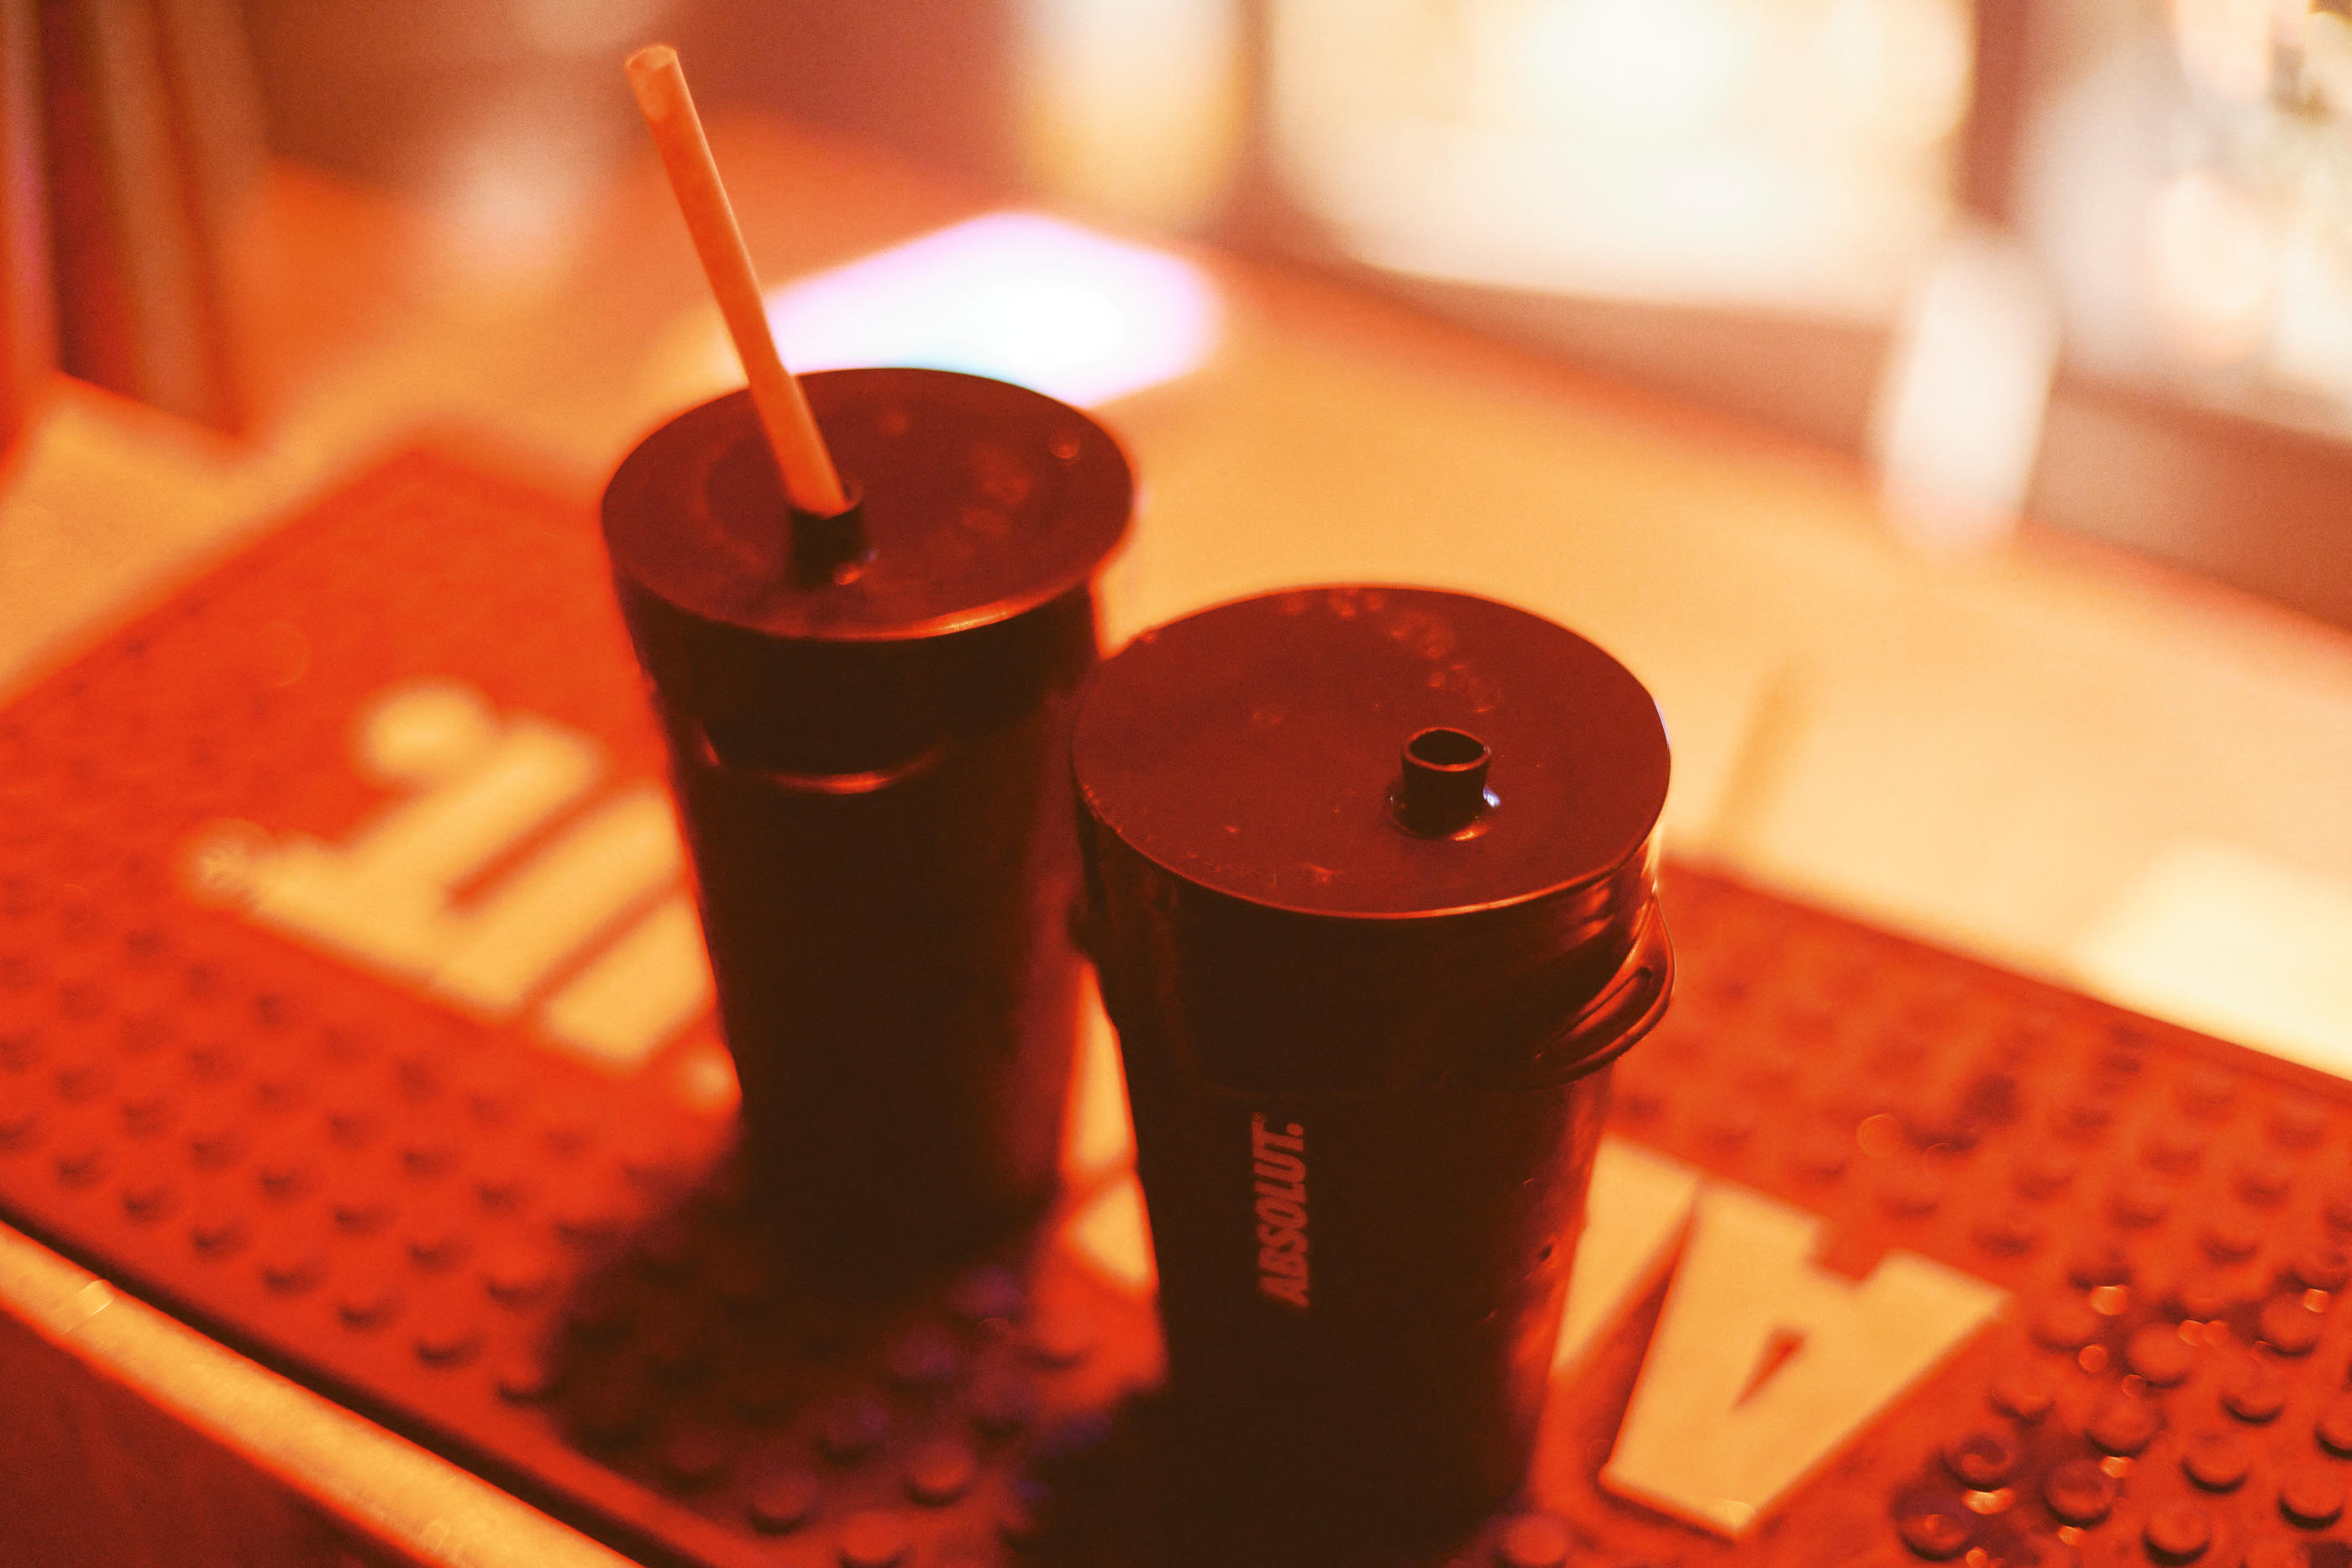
[3,450,2345,1567]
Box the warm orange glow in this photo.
[1064,1173,1158,1295]
[2074,841,2352,1076]
[2146,170,2276,365]
[2269,220,2352,400]
[1872,232,2056,552]
[1268,0,1971,314]
[2170,0,2281,101]
[674,1039,741,1114]
[1019,0,1245,228]
[1061,979,1137,1182]
[758,212,1223,406]
[1534,0,1745,135]
[1819,0,1976,146]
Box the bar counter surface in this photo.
[3,113,2351,1568]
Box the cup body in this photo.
[1071,585,1672,1538]
[602,370,1131,1275]
[661,593,1097,1266]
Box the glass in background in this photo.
[2019,0,2352,437]
[1265,0,1973,321]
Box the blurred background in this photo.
[6,0,2351,1070]
[217,0,2352,625]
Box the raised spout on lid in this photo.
[1390,726,1493,837]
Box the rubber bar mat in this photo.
[3,451,2349,1568]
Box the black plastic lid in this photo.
[1073,586,1669,920]
[603,368,1132,645]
